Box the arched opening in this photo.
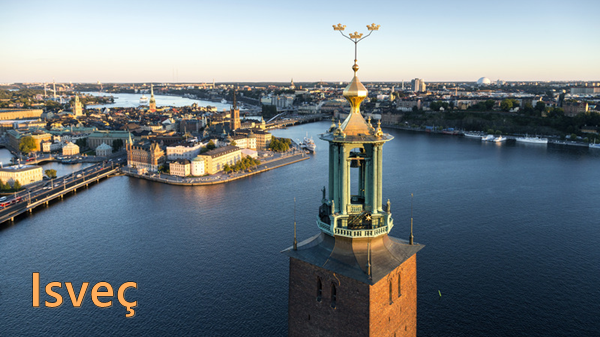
[316,278,322,302]
[349,147,365,205]
[331,283,337,308]
[389,280,393,304]
[398,272,402,298]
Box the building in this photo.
[411,78,426,93]
[169,159,190,177]
[283,58,423,337]
[0,109,43,120]
[570,87,600,95]
[62,142,80,156]
[563,101,589,117]
[73,95,83,118]
[236,129,271,150]
[149,84,157,111]
[230,134,257,150]
[0,164,43,187]
[95,142,112,157]
[191,156,205,176]
[87,130,131,150]
[230,89,241,131]
[166,142,203,161]
[6,129,52,152]
[126,139,166,172]
[197,145,242,175]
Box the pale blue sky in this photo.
[1,0,599,83]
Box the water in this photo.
[82,91,232,111]
[1,121,600,336]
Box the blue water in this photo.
[82,91,232,111]
[1,121,599,336]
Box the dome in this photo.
[192,156,204,162]
[477,77,491,85]
[97,142,112,150]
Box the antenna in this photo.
[293,197,297,250]
[410,193,414,245]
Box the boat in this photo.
[221,99,227,104]
[494,136,506,143]
[516,135,548,144]
[139,95,149,105]
[481,135,495,142]
[590,141,600,149]
[464,132,482,139]
[300,136,316,153]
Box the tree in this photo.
[45,169,57,179]
[13,180,21,190]
[19,136,36,154]
[484,100,495,111]
[112,139,124,151]
[535,101,546,113]
[75,138,87,149]
[500,99,513,112]
[230,140,237,146]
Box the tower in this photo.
[283,23,423,337]
[149,84,157,111]
[290,78,295,90]
[230,87,240,131]
[73,94,83,118]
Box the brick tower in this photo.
[230,87,241,131]
[149,83,156,112]
[283,23,423,337]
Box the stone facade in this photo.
[0,109,43,120]
[87,130,131,150]
[166,142,203,161]
[62,142,80,156]
[197,145,242,175]
[169,159,190,177]
[126,141,165,172]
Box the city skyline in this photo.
[1,0,599,83]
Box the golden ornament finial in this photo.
[367,23,380,31]
[349,32,363,39]
[333,23,346,31]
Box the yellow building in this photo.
[198,145,242,175]
[0,165,43,187]
[62,142,80,156]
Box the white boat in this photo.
[589,141,600,149]
[139,95,149,105]
[464,132,482,139]
[516,135,548,144]
[494,136,506,143]
[221,99,227,104]
[481,135,495,142]
[300,136,316,153]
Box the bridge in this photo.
[0,163,121,224]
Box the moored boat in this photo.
[464,132,482,139]
[516,135,548,144]
[481,134,495,142]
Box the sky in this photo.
[1,0,599,83]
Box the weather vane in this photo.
[332,23,380,72]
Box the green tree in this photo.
[13,180,22,190]
[44,169,57,179]
[112,139,124,151]
[484,100,495,110]
[75,138,87,149]
[500,99,513,112]
[230,140,237,146]
[535,101,546,112]
[19,136,37,154]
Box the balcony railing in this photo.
[316,216,392,238]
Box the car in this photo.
[76,174,82,178]
[0,196,6,201]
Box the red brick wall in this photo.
[288,254,417,337]
[369,255,417,337]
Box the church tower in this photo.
[230,87,241,131]
[149,84,157,112]
[283,23,423,337]
[73,94,83,118]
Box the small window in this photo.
[389,280,393,304]
[398,272,402,298]
[331,283,337,308]
[316,278,322,302]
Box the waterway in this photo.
[82,91,232,111]
[1,121,600,336]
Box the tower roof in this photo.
[283,233,423,285]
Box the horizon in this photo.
[1,0,599,83]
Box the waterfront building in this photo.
[236,129,272,150]
[563,101,589,117]
[191,156,205,176]
[6,129,52,152]
[95,142,112,157]
[126,138,166,173]
[283,40,423,336]
[197,145,242,175]
[169,159,190,177]
[0,108,43,120]
[0,164,43,187]
[87,130,131,150]
[166,142,203,161]
[149,84,157,112]
[230,134,257,150]
[62,141,80,156]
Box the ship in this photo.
[463,132,483,139]
[481,134,495,142]
[589,141,600,149]
[516,135,548,144]
[139,95,149,105]
[300,136,316,153]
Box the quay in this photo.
[123,152,310,186]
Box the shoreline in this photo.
[122,152,310,186]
